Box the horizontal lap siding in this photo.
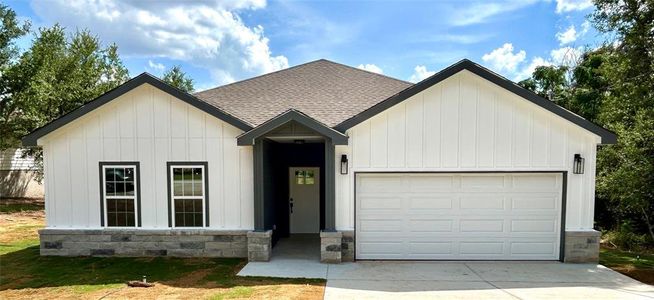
[42,84,253,229]
[336,70,598,231]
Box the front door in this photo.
[289,167,320,233]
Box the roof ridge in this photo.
[194,59,328,95]
[318,59,413,85]
[194,59,412,95]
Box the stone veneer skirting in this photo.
[247,230,272,262]
[564,230,600,263]
[39,228,248,257]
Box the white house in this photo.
[22,59,616,263]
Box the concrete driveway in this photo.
[325,262,654,299]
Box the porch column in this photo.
[253,139,265,231]
[324,140,336,231]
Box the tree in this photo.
[0,4,30,146]
[162,65,194,92]
[0,22,130,180]
[592,0,654,240]
[518,65,569,103]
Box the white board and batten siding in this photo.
[39,84,254,229]
[335,70,600,232]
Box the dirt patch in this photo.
[0,209,44,243]
[611,266,654,285]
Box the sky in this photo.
[6,0,602,91]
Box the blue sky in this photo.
[7,0,600,91]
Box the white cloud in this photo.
[482,43,527,73]
[448,0,538,26]
[147,60,165,74]
[357,64,384,74]
[556,25,577,45]
[516,57,552,80]
[408,65,436,83]
[30,0,288,85]
[555,0,593,13]
[514,46,583,80]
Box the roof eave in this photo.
[334,59,617,145]
[21,73,253,147]
[237,109,349,146]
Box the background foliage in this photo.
[0,1,652,247]
[519,0,654,246]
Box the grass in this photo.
[600,247,654,285]
[0,203,325,299]
[0,199,44,213]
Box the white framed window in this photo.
[168,163,208,228]
[101,163,139,227]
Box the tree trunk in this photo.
[640,206,654,241]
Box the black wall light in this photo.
[340,154,349,175]
[573,154,585,174]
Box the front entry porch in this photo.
[239,234,330,278]
[238,110,350,264]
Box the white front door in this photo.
[356,173,563,260]
[289,167,320,233]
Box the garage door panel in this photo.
[512,196,558,210]
[510,242,556,255]
[459,242,504,255]
[408,175,454,191]
[511,219,557,233]
[359,196,402,209]
[460,175,506,189]
[409,219,453,232]
[408,197,453,209]
[459,219,504,232]
[459,196,505,209]
[356,173,562,260]
[358,219,402,232]
[511,174,560,190]
[408,242,453,254]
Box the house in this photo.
[22,59,616,263]
[1,148,44,199]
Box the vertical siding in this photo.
[336,70,600,231]
[41,84,253,229]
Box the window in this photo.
[101,163,140,227]
[294,170,315,185]
[169,163,208,227]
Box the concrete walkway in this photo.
[238,238,654,299]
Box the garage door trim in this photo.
[353,171,568,262]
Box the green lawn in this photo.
[600,247,654,285]
[0,201,43,213]
[0,209,324,299]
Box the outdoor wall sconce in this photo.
[573,154,585,174]
[340,154,349,175]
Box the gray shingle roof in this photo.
[193,59,412,127]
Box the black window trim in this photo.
[98,161,142,227]
[167,161,210,228]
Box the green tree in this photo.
[518,65,570,103]
[593,0,654,240]
[162,65,194,92]
[0,4,30,145]
[1,25,129,150]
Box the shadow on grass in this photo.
[0,199,44,213]
[0,245,324,291]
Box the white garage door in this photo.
[355,173,563,260]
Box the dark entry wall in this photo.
[262,142,325,244]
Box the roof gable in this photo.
[22,73,252,146]
[237,109,348,146]
[334,59,617,144]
